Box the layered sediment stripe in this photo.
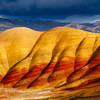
[0,29,42,87]
[1,68,27,87]
[55,65,100,91]
[74,57,88,70]
[68,66,100,89]
[1,58,31,87]
[29,43,68,89]
[0,76,3,81]
[14,63,48,88]
[68,53,100,83]
[48,57,74,87]
[29,30,86,89]
[14,28,65,89]
[68,65,89,83]
[87,36,100,69]
[68,36,100,83]
[29,62,56,89]
[48,34,86,87]
[80,80,100,89]
[0,27,42,85]
[29,58,74,89]
[14,27,87,89]
[75,33,96,70]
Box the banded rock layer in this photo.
[0,27,100,99]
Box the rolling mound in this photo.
[0,27,100,99]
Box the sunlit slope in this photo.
[0,27,42,83]
[0,26,100,96]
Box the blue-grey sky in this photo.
[0,0,100,23]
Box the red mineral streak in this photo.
[26,64,47,78]
[66,66,100,90]
[43,62,56,74]
[66,81,89,90]
[88,54,100,68]
[0,75,3,81]
[14,63,48,88]
[66,79,100,91]
[55,61,74,71]
[30,62,56,88]
[31,78,47,87]
[48,57,74,85]
[1,68,28,87]
[82,79,100,89]
[68,54,100,82]
[75,57,89,70]
[68,65,89,83]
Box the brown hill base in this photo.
[0,27,100,99]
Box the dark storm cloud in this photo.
[0,0,100,16]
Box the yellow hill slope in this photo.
[0,27,100,99]
[0,27,42,83]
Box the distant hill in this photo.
[65,21,100,33]
[0,18,67,31]
[1,17,100,33]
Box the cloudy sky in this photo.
[0,0,100,23]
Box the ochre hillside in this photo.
[0,27,100,99]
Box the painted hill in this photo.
[0,27,100,99]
